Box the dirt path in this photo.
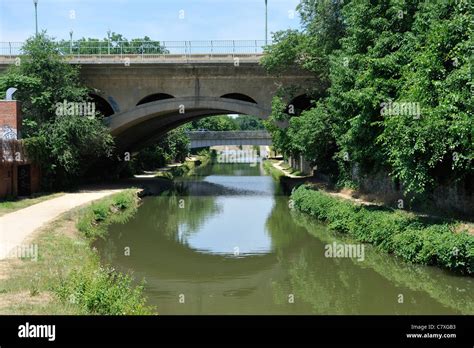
[0,190,122,260]
[273,160,312,179]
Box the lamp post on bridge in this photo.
[33,0,38,36]
[107,29,111,55]
[69,30,73,54]
[265,0,268,45]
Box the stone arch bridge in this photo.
[81,59,316,151]
[0,43,317,152]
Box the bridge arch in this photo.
[105,96,271,151]
[220,93,257,104]
[286,94,313,116]
[136,93,175,106]
[89,93,115,117]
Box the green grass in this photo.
[76,190,139,240]
[292,185,474,275]
[290,169,304,176]
[263,159,285,180]
[0,189,155,315]
[153,152,210,180]
[0,192,64,217]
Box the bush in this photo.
[56,265,153,315]
[77,190,138,241]
[292,185,473,274]
[63,189,154,315]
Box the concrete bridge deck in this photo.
[0,54,263,67]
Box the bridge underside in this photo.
[105,96,272,151]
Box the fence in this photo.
[0,40,271,59]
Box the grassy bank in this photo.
[154,150,211,180]
[0,192,64,217]
[292,185,474,275]
[0,190,155,314]
[263,159,285,180]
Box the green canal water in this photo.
[97,163,474,314]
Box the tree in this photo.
[0,32,88,136]
[378,0,473,195]
[0,33,114,189]
[57,32,169,55]
[287,103,338,174]
[233,115,265,130]
[133,128,190,171]
[27,115,114,189]
[261,0,473,199]
[188,115,238,131]
[263,97,295,156]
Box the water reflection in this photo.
[97,163,473,314]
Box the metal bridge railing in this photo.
[0,40,271,58]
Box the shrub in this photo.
[56,265,154,315]
[76,190,138,241]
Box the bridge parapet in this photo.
[0,40,269,65]
[0,54,263,65]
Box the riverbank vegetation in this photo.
[292,185,473,275]
[0,190,154,314]
[151,149,212,180]
[262,0,473,207]
[263,159,285,180]
[188,115,265,131]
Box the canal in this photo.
[97,162,474,314]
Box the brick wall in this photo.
[0,101,22,139]
[0,100,41,199]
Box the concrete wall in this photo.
[287,155,313,175]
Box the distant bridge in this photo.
[186,131,272,148]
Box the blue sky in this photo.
[0,0,302,42]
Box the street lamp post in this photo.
[69,30,73,54]
[265,0,268,45]
[107,29,111,55]
[33,0,38,36]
